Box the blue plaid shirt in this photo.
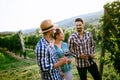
[35,37,62,80]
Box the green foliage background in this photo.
[98,0,120,73]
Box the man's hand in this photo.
[54,56,68,69]
[60,72,64,79]
[80,54,88,59]
[68,58,72,64]
[58,56,68,65]
[90,54,94,59]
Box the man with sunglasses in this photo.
[68,18,101,80]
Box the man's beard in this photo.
[77,28,82,33]
[50,33,55,39]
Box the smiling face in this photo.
[75,18,84,34]
[54,28,64,41]
[56,28,64,41]
[76,21,84,33]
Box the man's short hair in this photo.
[75,18,84,24]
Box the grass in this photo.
[0,50,40,80]
[0,49,120,80]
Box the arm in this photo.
[36,46,54,72]
[36,46,68,71]
[90,33,95,59]
[90,33,95,54]
[54,56,68,69]
[68,36,77,58]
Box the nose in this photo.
[76,26,82,28]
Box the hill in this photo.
[56,10,103,28]
[0,10,103,34]
[22,28,36,35]
[22,10,103,34]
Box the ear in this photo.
[49,30,53,33]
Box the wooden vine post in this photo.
[18,31,26,59]
[99,9,106,80]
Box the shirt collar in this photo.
[42,37,54,47]
[76,30,86,35]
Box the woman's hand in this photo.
[60,72,64,79]
[68,58,72,64]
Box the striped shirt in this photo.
[35,37,62,80]
[68,31,95,68]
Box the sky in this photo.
[0,0,114,32]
